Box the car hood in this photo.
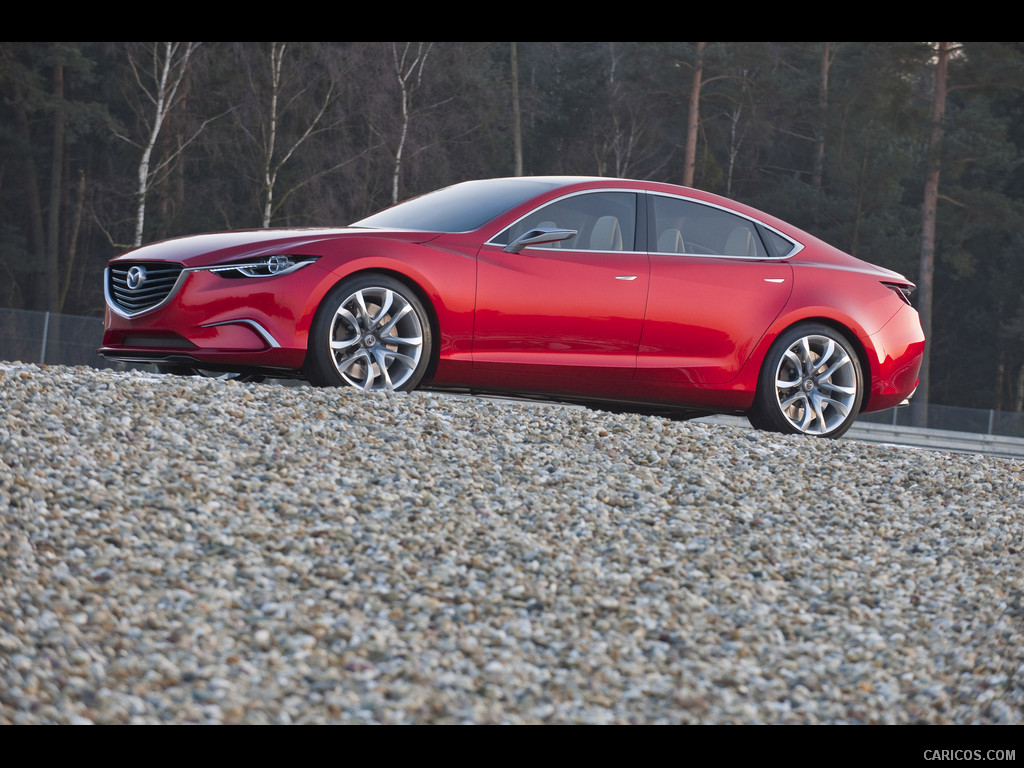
[109,227,442,268]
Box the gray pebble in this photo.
[0,363,1022,724]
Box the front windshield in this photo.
[351,178,563,232]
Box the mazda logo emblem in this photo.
[127,265,147,290]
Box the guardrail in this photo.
[697,414,1024,459]
[847,420,1024,458]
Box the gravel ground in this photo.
[1,363,1022,724]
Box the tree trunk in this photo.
[683,42,704,188]
[812,42,832,192]
[60,169,86,309]
[13,96,46,309]
[511,42,522,176]
[261,43,284,228]
[914,42,950,426]
[46,62,65,313]
[391,43,432,204]
[1016,361,1024,413]
[131,42,198,246]
[387,43,428,202]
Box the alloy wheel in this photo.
[327,285,425,391]
[772,333,859,435]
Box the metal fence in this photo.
[3,305,1024,438]
[0,306,129,370]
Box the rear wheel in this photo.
[748,324,863,438]
[304,274,432,391]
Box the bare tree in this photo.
[248,43,340,227]
[591,43,654,179]
[390,42,433,203]
[724,102,745,198]
[681,43,750,189]
[119,42,203,246]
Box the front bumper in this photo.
[98,262,330,373]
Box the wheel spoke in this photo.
[380,333,422,348]
[776,352,802,388]
[799,337,815,374]
[779,391,807,413]
[335,305,359,330]
[819,350,849,381]
[821,394,851,417]
[372,290,395,326]
[385,350,419,369]
[815,339,836,371]
[377,303,412,335]
[371,347,394,390]
[776,374,800,389]
[797,400,816,432]
[335,348,368,374]
[331,336,361,351]
[782,348,802,371]
[819,379,856,397]
[354,291,374,332]
[809,392,827,434]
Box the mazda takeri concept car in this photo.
[100,176,925,437]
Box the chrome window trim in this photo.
[486,188,804,260]
[485,188,643,253]
[646,191,804,260]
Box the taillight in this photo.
[883,282,914,305]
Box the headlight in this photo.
[205,254,318,279]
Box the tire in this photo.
[156,364,264,383]
[304,274,432,391]
[748,323,863,438]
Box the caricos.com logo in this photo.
[923,751,1016,762]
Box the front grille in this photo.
[107,262,185,317]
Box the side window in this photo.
[495,192,637,251]
[650,195,770,258]
[761,227,800,258]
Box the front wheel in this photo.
[304,274,433,392]
[748,324,863,438]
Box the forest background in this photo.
[2,41,1023,415]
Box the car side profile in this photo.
[99,176,925,438]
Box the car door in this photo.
[473,191,649,381]
[636,194,794,386]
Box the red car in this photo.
[100,176,925,438]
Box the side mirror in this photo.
[503,228,578,253]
